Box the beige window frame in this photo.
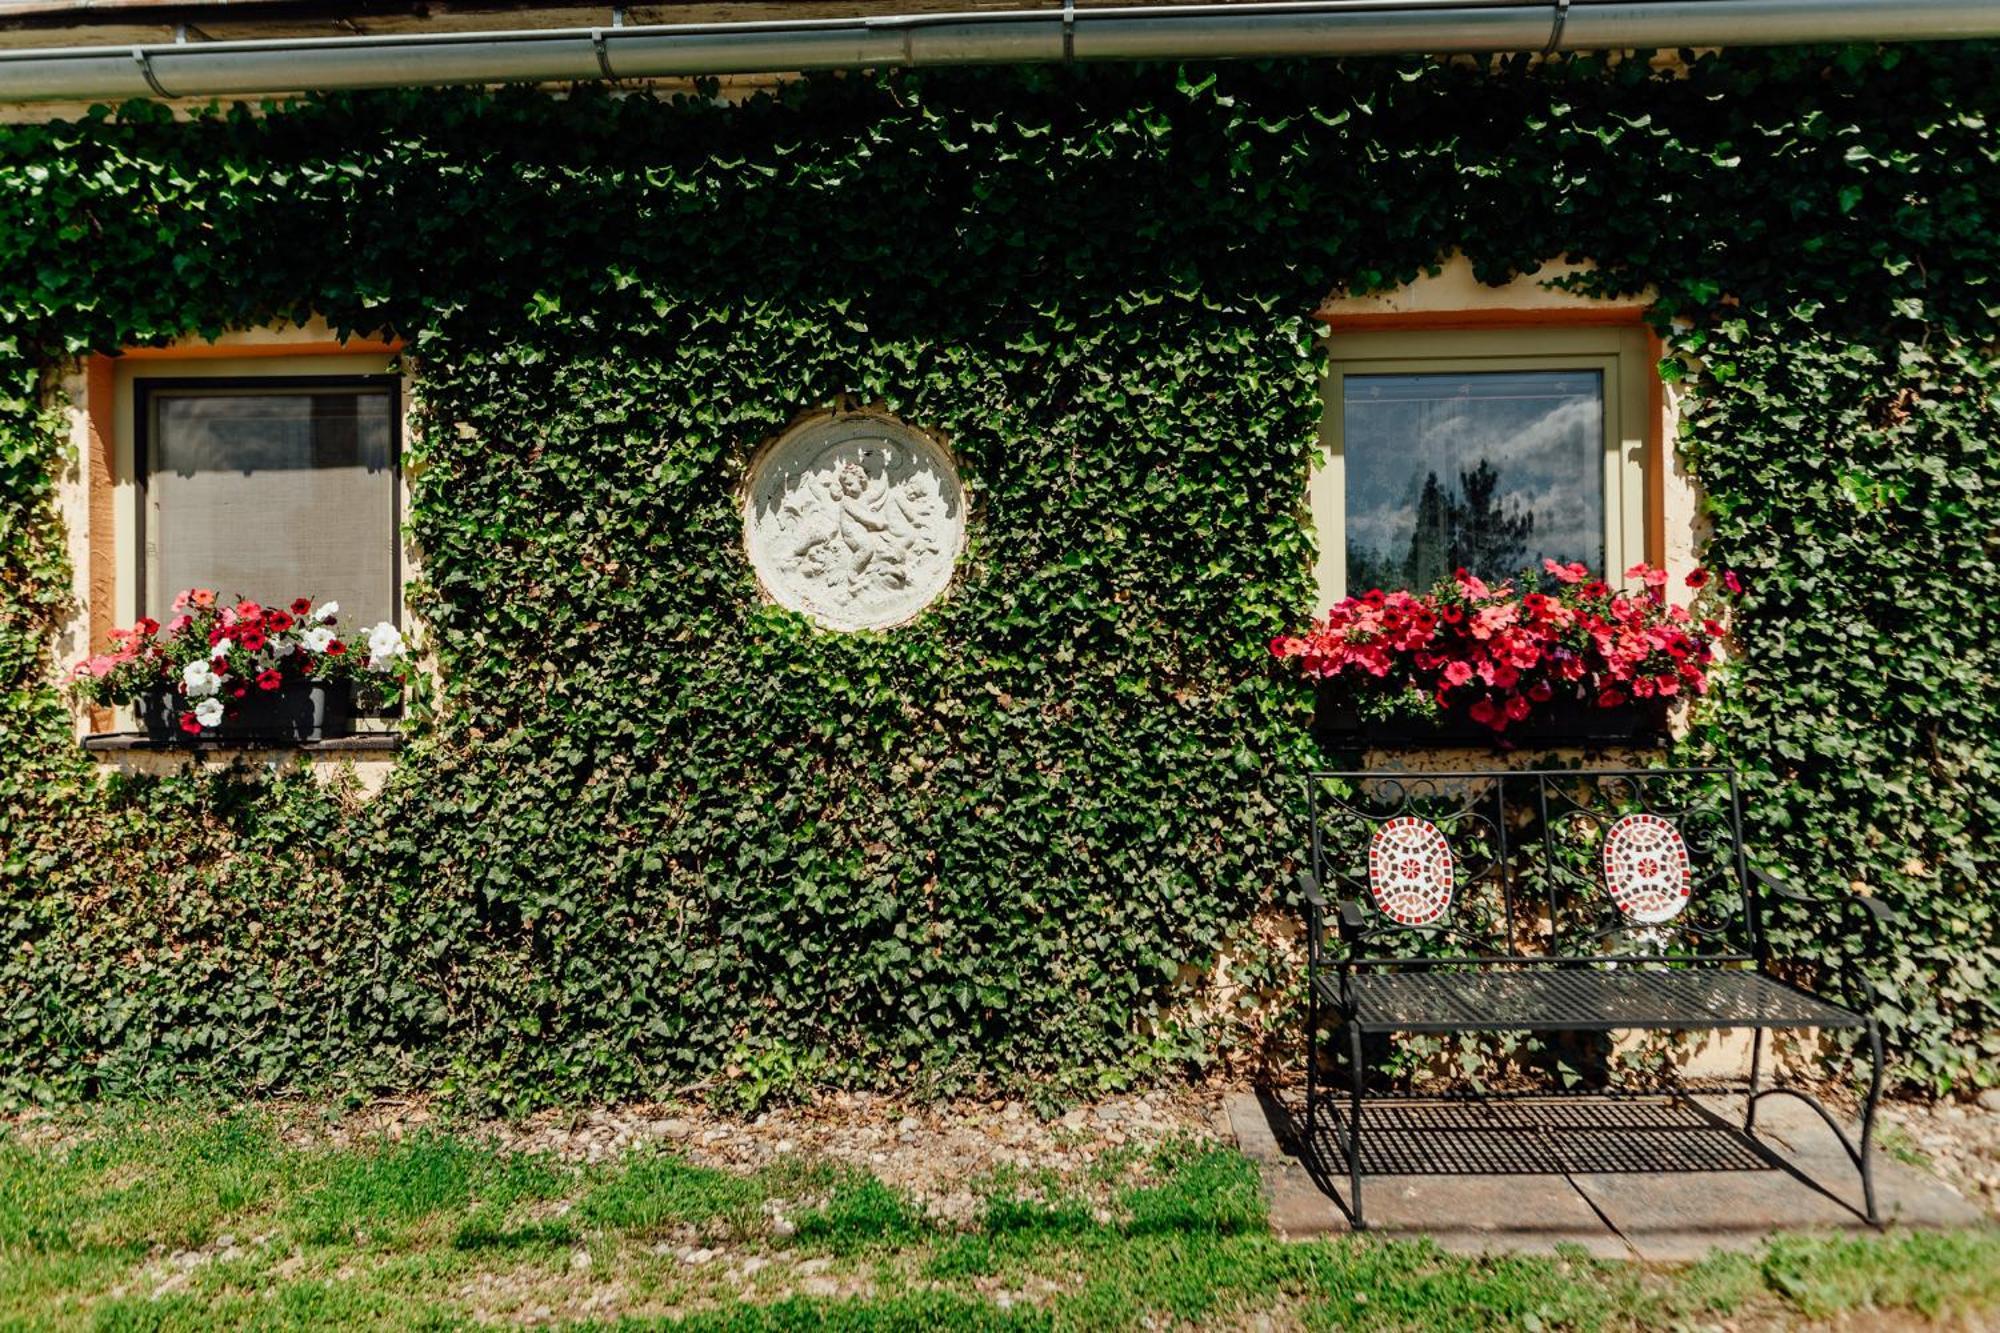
[107,351,411,629]
[74,339,412,735]
[1311,324,1654,607]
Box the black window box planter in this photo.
[1312,688,1669,749]
[132,680,355,744]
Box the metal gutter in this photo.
[0,0,1995,102]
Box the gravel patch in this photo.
[289,1087,1230,1227]
[1877,1097,2000,1217]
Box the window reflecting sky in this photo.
[1343,370,1604,593]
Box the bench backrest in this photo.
[1306,767,1760,967]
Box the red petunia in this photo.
[179,713,203,735]
[291,597,313,616]
[1722,570,1744,595]
[256,669,282,691]
[239,629,267,652]
[265,610,294,633]
[1685,567,1710,589]
[325,640,348,657]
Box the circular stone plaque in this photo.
[743,412,966,631]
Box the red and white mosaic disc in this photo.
[1367,817,1454,926]
[1602,813,1692,924]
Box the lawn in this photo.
[0,1105,1992,1330]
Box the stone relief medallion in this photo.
[1367,816,1454,926]
[743,412,966,632]
[1602,813,1692,924]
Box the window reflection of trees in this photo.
[1346,456,1539,593]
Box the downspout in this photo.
[0,0,1996,103]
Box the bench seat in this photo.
[1317,967,1866,1035]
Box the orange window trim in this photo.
[1317,304,1667,568]
[83,355,115,733]
[81,338,405,731]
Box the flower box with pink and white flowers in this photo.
[71,590,411,744]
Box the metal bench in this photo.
[1299,767,1889,1228]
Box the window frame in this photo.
[1312,323,1655,606]
[132,372,406,627]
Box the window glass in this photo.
[1342,369,1603,593]
[143,384,398,624]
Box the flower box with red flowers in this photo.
[72,590,412,744]
[1272,561,1735,749]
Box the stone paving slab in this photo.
[1264,1158,1632,1257]
[1228,1090,1986,1261]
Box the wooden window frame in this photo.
[1311,310,1665,608]
[78,337,403,732]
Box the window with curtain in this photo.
[1342,369,1604,593]
[140,379,399,625]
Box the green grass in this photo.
[0,1104,1991,1331]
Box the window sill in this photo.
[82,731,403,755]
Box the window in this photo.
[136,376,401,625]
[1312,325,1652,603]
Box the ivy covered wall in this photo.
[0,47,1993,1108]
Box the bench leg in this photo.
[1346,1021,1366,1231]
[1860,1016,1884,1226]
[1304,977,1319,1154]
[1744,1027,1765,1134]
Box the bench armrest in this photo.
[1753,866,1902,934]
[1298,870,1328,961]
[1296,869,1368,959]
[1753,866,1897,1008]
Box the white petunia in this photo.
[211,637,234,656]
[275,639,296,658]
[182,659,221,699]
[365,622,404,665]
[193,697,225,727]
[312,600,340,623]
[302,626,335,653]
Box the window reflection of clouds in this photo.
[1344,371,1603,590]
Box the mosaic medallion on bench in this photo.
[1366,816,1454,926]
[1601,812,1692,923]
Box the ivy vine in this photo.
[0,46,1992,1108]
